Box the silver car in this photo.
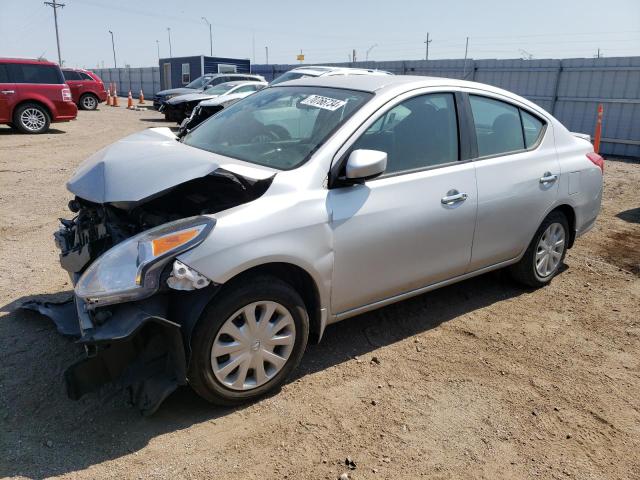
[33,75,603,413]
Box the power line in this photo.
[43,0,65,65]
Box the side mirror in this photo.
[345,149,387,181]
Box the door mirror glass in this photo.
[345,149,387,180]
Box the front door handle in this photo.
[0,90,15,94]
[441,190,468,205]
[539,172,558,184]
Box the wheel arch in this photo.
[13,99,53,121]
[550,204,577,248]
[216,262,324,344]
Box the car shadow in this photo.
[0,268,529,479]
[139,118,172,123]
[616,207,640,224]
[0,127,67,135]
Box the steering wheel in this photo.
[250,124,291,144]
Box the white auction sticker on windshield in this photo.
[300,95,347,111]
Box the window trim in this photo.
[462,91,548,162]
[329,87,469,187]
[181,63,191,85]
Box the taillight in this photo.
[62,87,72,102]
[586,152,604,173]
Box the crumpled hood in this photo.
[66,127,274,204]
[168,92,218,105]
[199,92,251,107]
[156,87,199,97]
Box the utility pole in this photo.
[265,46,269,64]
[44,0,65,65]
[462,36,469,78]
[156,40,160,60]
[167,27,172,57]
[252,33,256,64]
[596,48,601,58]
[108,30,117,67]
[201,18,212,56]
[366,44,377,61]
[352,49,357,63]
[424,33,432,61]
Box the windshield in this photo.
[183,86,372,170]
[185,75,212,89]
[204,83,236,95]
[270,71,319,85]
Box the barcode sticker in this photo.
[300,95,347,111]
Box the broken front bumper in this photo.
[22,287,218,415]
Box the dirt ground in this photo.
[0,105,639,480]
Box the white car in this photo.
[270,65,393,85]
[163,80,268,123]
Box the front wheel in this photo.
[509,211,569,287]
[188,276,309,406]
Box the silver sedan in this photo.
[46,75,603,412]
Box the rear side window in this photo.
[520,109,544,148]
[469,95,524,157]
[351,92,459,174]
[10,64,63,84]
[234,84,258,93]
[0,65,8,83]
[63,70,81,81]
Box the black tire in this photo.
[509,211,569,288]
[13,103,51,134]
[79,93,99,110]
[188,275,309,406]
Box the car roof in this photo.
[274,74,496,94]
[0,57,58,66]
[214,80,265,87]
[287,65,392,76]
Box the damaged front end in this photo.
[22,128,274,414]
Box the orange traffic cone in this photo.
[106,90,112,106]
[138,90,145,104]
[112,86,119,107]
[127,90,134,109]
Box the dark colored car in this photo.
[153,73,264,110]
[0,57,77,134]
[62,68,107,110]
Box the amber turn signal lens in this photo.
[151,229,199,257]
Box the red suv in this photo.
[62,68,107,110]
[0,58,77,134]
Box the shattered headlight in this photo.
[75,216,214,308]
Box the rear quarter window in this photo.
[520,109,545,148]
[10,64,64,84]
[79,72,95,81]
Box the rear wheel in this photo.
[13,103,50,134]
[188,276,309,406]
[79,93,98,110]
[509,211,569,287]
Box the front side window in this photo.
[469,95,524,157]
[185,75,211,89]
[0,65,9,83]
[11,64,63,84]
[351,93,459,174]
[183,86,372,170]
[181,63,190,84]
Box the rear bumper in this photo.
[53,102,78,122]
[97,91,108,102]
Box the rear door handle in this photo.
[540,172,558,184]
[441,190,468,205]
[0,90,15,94]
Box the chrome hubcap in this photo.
[211,301,296,391]
[20,108,46,131]
[82,96,97,109]
[535,222,565,277]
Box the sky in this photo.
[1,0,639,69]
